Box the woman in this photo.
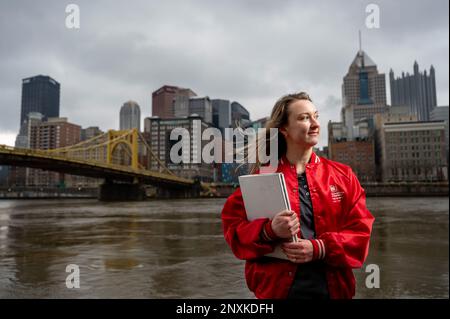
[221,92,375,299]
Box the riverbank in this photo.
[201,182,449,198]
[0,187,98,199]
[0,182,448,199]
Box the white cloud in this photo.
[0,132,17,147]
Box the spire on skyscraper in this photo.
[430,65,435,74]
[358,30,364,68]
[359,30,362,52]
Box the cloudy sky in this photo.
[0,0,448,148]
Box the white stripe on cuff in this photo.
[315,239,322,259]
[321,239,326,259]
[317,239,325,259]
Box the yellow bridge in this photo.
[0,129,204,200]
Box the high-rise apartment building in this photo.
[27,117,81,186]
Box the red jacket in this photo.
[221,153,375,299]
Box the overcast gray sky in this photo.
[0,0,448,148]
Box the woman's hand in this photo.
[281,239,313,263]
[271,210,299,239]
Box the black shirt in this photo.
[287,172,329,299]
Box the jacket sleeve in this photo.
[318,169,375,269]
[221,188,276,260]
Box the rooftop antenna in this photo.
[359,30,362,52]
[359,30,365,68]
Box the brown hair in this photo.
[249,91,313,173]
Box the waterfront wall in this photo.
[0,187,98,199]
[0,182,448,199]
[200,182,449,198]
[362,182,449,197]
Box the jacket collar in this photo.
[279,151,321,168]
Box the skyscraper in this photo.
[15,112,44,148]
[342,51,387,107]
[27,117,81,186]
[212,99,232,134]
[328,44,387,182]
[231,102,250,128]
[341,49,387,133]
[120,101,141,131]
[188,96,213,124]
[390,61,437,121]
[20,75,60,125]
[152,85,197,118]
[81,126,103,141]
[143,114,215,182]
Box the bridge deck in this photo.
[0,145,194,188]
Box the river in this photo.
[0,197,448,298]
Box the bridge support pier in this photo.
[155,180,202,199]
[99,181,146,201]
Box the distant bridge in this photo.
[0,129,201,200]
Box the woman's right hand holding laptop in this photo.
[270,210,299,239]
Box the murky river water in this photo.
[0,197,448,298]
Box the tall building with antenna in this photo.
[328,32,387,181]
[341,31,387,130]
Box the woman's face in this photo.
[280,99,320,148]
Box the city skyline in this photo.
[0,0,448,149]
